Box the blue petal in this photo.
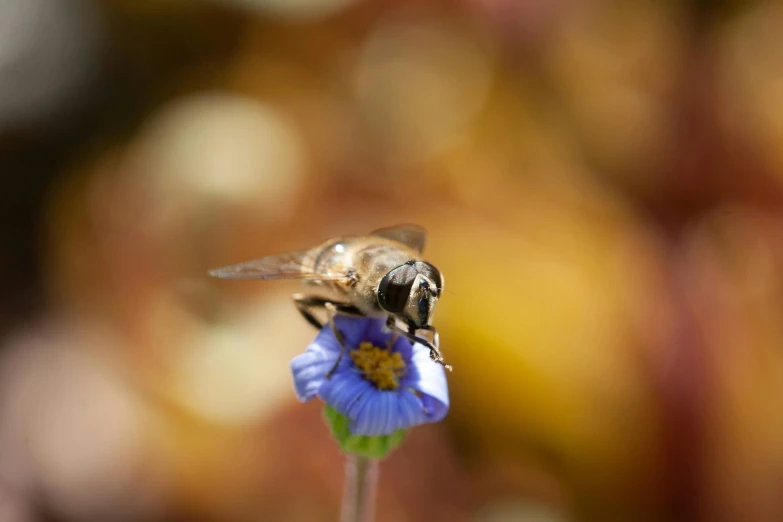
[361,318,392,348]
[361,319,415,361]
[331,316,371,349]
[351,390,398,436]
[419,393,449,423]
[291,350,331,403]
[399,343,450,422]
[391,335,413,361]
[396,388,430,427]
[349,388,436,436]
[318,371,374,418]
[290,340,345,403]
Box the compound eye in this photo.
[378,264,418,314]
[414,262,443,293]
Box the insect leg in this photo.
[292,294,364,329]
[292,293,326,330]
[412,331,451,372]
[384,315,400,350]
[291,294,364,379]
[387,320,452,371]
[325,303,366,378]
[418,325,441,356]
[324,303,347,379]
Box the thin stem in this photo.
[340,454,379,522]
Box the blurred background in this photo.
[2,0,783,521]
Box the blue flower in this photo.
[290,316,450,437]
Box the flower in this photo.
[291,316,449,437]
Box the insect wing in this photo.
[371,224,427,253]
[208,251,349,281]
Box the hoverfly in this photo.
[208,224,451,377]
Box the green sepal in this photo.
[323,405,407,459]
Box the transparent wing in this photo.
[371,224,427,253]
[208,251,350,281]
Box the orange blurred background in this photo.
[2,0,783,521]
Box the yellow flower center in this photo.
[350,341,407,391]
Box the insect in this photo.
[208,224,451,377]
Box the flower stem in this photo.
[340,454,379,522]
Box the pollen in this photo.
[350,341,407,391]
